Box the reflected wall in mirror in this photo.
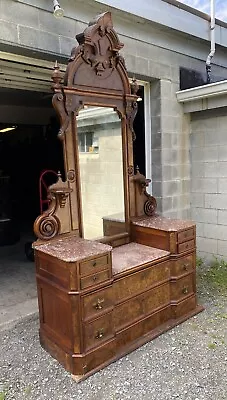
[77,106,125,239]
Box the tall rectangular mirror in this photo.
[77,106,125,239]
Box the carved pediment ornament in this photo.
[69,12,124,77]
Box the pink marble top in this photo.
[112,242,170,275]
[132,215,195,231]
[34,236,112,262]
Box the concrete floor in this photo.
[0,235,38,330]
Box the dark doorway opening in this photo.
[0,119,64,246]
[133,86,146,176]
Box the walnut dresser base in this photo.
[34,216,204,382]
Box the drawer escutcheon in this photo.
[95,329,105,339]
[93,298,104,310]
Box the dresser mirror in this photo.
[77,105,125,239]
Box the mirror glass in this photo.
[77,106,125,239]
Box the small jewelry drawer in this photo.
[80,270,110,290]
[82,286,113,320]
[178,239,195,254]
[79,254,110,277]
[83,312,114,351]
[171,254,195,277]
[177,228,194,244]
[171,274,194,301]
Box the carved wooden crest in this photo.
[67,12,124,79]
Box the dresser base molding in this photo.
[39,301,204,382]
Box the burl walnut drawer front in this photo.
[82,286,113,321]
[80,270,110,290]
[177,228,194,244]
[83,312,114,351]
[114,261,170,303]
[171,274,195,301]
[79,254,110,277]
[114,282,170,330]
[171,254,195,277]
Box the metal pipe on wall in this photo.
[206,0,216,83]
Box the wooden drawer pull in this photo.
[182,287,189,294]
[95,329,104,339]
[93,298,104,310]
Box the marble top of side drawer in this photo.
[33,236,112,262]
[132,215,195,231]
[112,242,170,275]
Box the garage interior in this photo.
[0,53,66,327]
[0,52,146,327]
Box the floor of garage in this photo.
[0,233,38,330]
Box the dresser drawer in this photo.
[114,282,170,330]
[114,260,170,302]
[79,254,110,277]
[171,254,195,277]
[83,312,114,351]
[171,274,195,301]
[80,270,110,290]
[177,228,194,244]
[178,239,195,254]
[172,295,197,319]
[82,286,113,321]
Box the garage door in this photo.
[0,51,66,92]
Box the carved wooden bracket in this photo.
[133,167,157,217]
[34,172,73,240]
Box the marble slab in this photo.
[33,236,112,262]
[132,215,195,231]
[112,242,170,275]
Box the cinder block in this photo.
[191,193,205,208]
[218,145,227,161]
[191,178,218,193]
[204,223,227,240]
[60,36,77,57]
[18,26,60,53]
[191,162,205,178]
[190,131,205,148]
[0,20,18,43]
[218,178,227,194]
[217,240,227,258]
[217,210,227,225]
[191,207,218,224]
[191,147,218,162]
[160,79,172,98]
[1,0,39,28]
[39,9,78,37]
[148,60,171,80]
[162,180,181,197]
[197,237,218,254]
[195,222,204,237]
[205,193,227,210]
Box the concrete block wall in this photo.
[191,109,227,261]
[1,0,227,218]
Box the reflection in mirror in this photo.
[77,106,125,239]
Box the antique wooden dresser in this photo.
[33,12,203,381]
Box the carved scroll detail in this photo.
[34,172,72,240]
[133,167,157,217]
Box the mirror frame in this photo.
[34,12,157,244]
